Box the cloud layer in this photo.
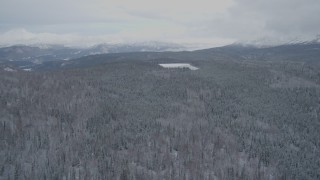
[0,0,319,47]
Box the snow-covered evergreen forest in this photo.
[1,48,320,179]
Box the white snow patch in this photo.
[33,59,42,64]
[23,68,32,72]
[73,51,81,55]
[171,150,178,158]
[159,63,199,70]
[4,67,16,72]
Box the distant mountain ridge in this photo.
[1,40,320,71]
[204,41,320,62]
[0,41,185,58]
[235,36,320,48]
[0,42,185,70]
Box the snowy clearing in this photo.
[23,68,32,72]
[159,63,199,70]
[4,67,16,72]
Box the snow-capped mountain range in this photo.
[1,37,320,72]
[0,41,185,62]
[236,35,320,48]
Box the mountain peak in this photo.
[236,35,320,48]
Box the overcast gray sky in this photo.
[0,0,319,47]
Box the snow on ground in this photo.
[61,63,67,67]
[73,51,82,55]
[4,67,16,72]
[159,63,199,70]
[33,59,42,64]
[23,68,32,72]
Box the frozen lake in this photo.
[159,63,199,70]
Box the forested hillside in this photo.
[1,54,320,179]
